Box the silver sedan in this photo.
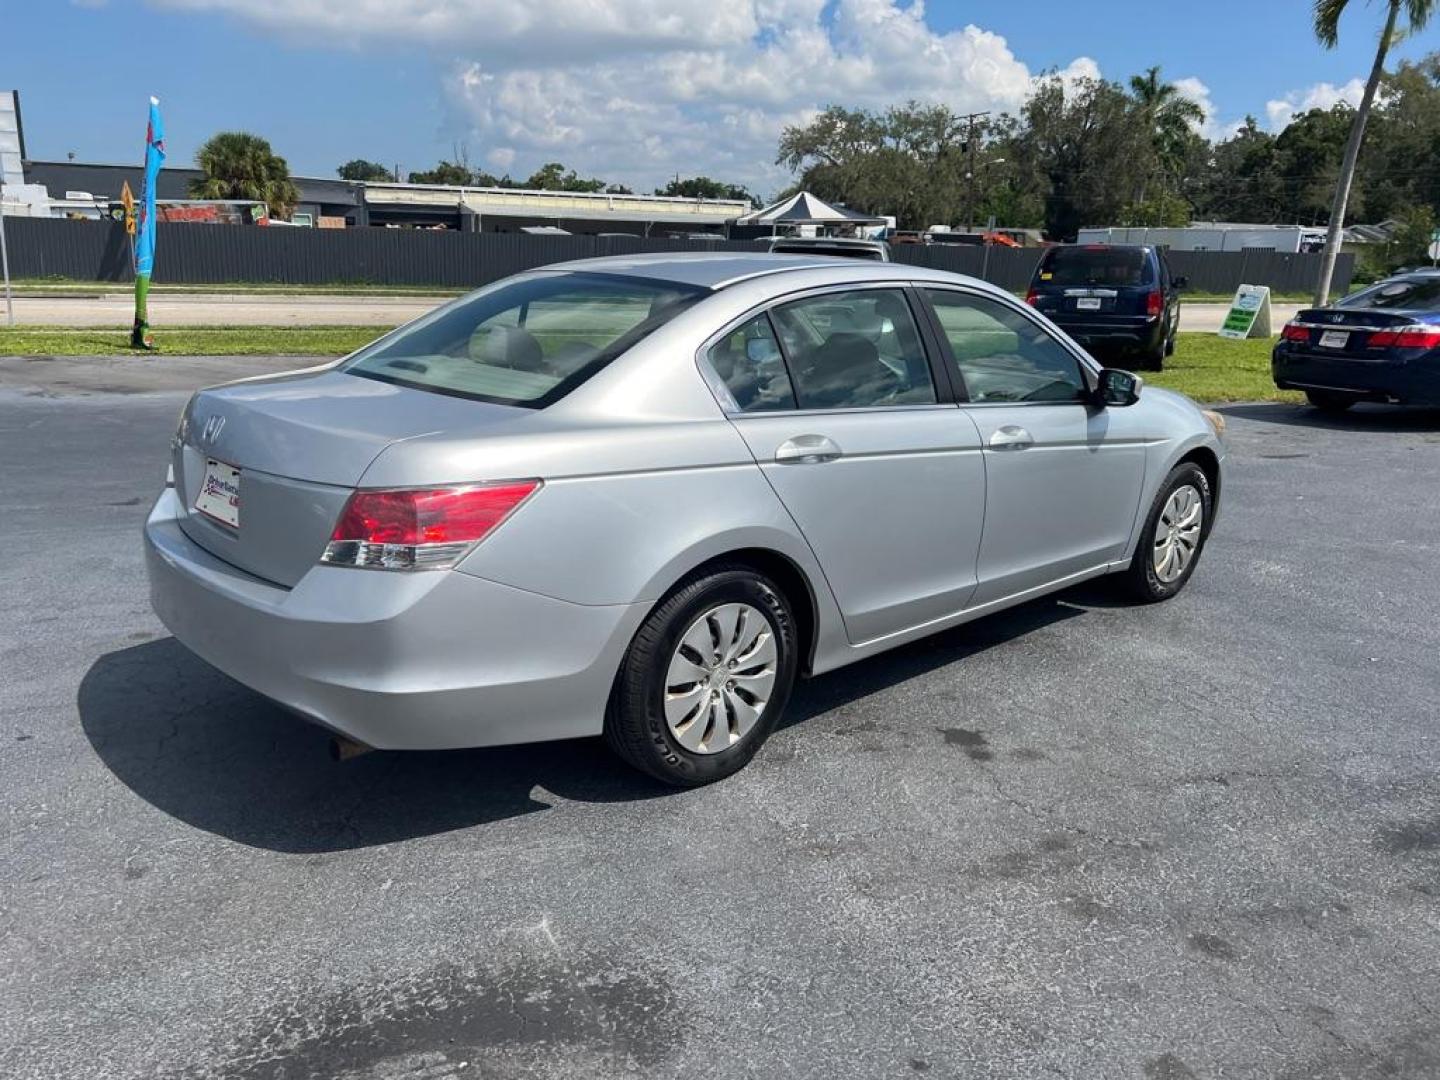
[145,254,1226,785]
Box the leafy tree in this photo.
[656,176,756,205]
[408,160,475,186]
[191,132,301,220]
[337,159,395,182]
[1311,0,1437,303]
[1008,75,1153,239]
[777,102,981,229]
[524,162,606,192]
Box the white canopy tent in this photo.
[736,191,888,236]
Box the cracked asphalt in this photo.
[2,359,1439,1079]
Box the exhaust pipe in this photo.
[329,735,374,763]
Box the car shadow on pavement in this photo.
[78,638,673,854]
[80,594,1095,854]
[1219,401,1440,433]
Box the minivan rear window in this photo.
[343,272,705,407]
[1039,247,1153,287]
[1338,277,1440,310]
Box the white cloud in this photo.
[149,0,1100,193]
[1172,76,1244,142]
[1265,77,1368,130]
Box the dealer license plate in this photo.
[1076,297,1102,311]
[195,458,241,528]
[1319,330,1349,349]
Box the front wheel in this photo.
[1120,463,1213,602]
[604,566,798,786]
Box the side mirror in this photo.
[1095,367,1142,407]
[1172,275,1189,290]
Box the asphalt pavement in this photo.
[5,291,1303,334]
[2,358,1439,1079]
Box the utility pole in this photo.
[0,189,12,328]
[959,111,990,233]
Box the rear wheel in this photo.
[1306,389,1356,413]
[604,566,798,786]
[1121,463,1212,602]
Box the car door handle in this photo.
[987,425,1034,451]
[774,434,843,464]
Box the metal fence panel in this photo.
[4,217,1354,296]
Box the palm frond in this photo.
[1313,0,1350,47]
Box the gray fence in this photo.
[4,217,1354,296]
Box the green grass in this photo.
[8,278,462,297]
[1146,333,1301,403]
[0,325,389,356]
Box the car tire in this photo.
[1120,462,1213,603]
[1164,331,1177,358]
[1139,340,1166,371]
[1306,389,1356,413]
[604,565,798,787]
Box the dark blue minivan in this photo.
[1025,245,1185,370]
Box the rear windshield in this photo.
[769,242,886,261]
[343,272,705,407]
[1039,247,1153,287]
[1338,276,1440,310]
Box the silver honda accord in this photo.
[145,253,1226,785]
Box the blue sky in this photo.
[4,0,1434,195]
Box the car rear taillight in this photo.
[1280,322,1310,342]
[1366,325,1440,349]
[321,481,541,570]
[1025,288,1039,306]
[1145,290,1163,318]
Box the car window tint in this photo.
[1338,277,1440,310]
[770,290,937,409]
[925,290,1087,404]
[344,272,704,407]
[1039,247,1152,287]
[707,314,797,412]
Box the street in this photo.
[4,290,1305,334]
[2,359,1439,1079]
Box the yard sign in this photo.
[1218,284,1272,340]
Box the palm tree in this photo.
[1312,0,1435,304]
[1128,67,1205,203]
[190,132,301,220]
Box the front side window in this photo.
[344,272,704,407]
[925,290,1087,404]
[770,289,937,409]
[707,314,797,412]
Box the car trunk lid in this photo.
[173,368,533,586]
[1289,307,1424,355]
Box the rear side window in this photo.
[771,289,937,409]
[708,314,797,412]
[1039,247,1153,287]
[925,289,1087,404]
[1339,277,1440,310]
[344,272,704,407]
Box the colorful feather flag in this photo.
[131,96,164,349]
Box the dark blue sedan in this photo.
[1273,272,1440,412]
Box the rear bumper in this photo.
[1272,348,1440,405]
[144,487,645,750]
[1049,316,1163,352]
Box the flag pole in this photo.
[131,96,164,350]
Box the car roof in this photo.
[540,251,982,291]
